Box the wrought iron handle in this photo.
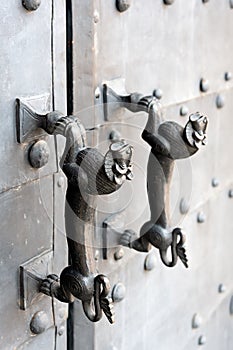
[103,85,208,268]
[16,99,133,323]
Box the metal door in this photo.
[0,1,67,349]
[69,1,233,350]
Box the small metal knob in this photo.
[29,140,50,168]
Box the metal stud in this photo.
[144,253,157,271]
[180,105,189,117]
[230,296,233,315]
[112,283,126,302]
[225,72,232,81]
[153,88,163,99]
[212,178,219,188]
[192,313,203,329]
[228,189,233,198]
[218,283,227,293]
[29,140,50,169]
[116,0,131,12]
[197,212,206,224]
[163,0,175,4]
[58,326,65,336]
[202,0,209,3]
[30,311,49,334]
[198,335,207,346]
[109,130,121,141]
[200,78,209,93]
[180,198,190,215]
[216,94,225,109]
[93,10,100,23]
[114,248,124,260]
[22,0,41,11]
[57,176,65,188]
[230,0,233,9]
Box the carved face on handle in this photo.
[185,112,208,149]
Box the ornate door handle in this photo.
[16,99,133,323]
[103,85,208,268]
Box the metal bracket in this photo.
[16,94,51,143]
[19,250,53,310]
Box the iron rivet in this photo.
[211,178,219,188]
[228,189,233,198]
[216,94,225,109]
[109,130,121,141]
[29,140,50,169]
[163,0,175,4]
[93,10,100,23]
[198,335,207,346]
[116,0,131,12]
[114,248,124,260]
[192,313,203,329]
[230,0,233,9]
[218,284,227,293]
[197,212,206,223]
[144,253,157,271]
[153,88,163,100]
[230,296,233,315]
[200,78,209,93]
[57,177,64,188]
[30,311,49,334]
[180,198,190,214]
[94,250,100,261]
[22,0,41,11]
[112,283,126,302]
[225,72,232,81]
[58,326,65,336]
[180,105,189,117]
[95,87,100,99]
[202,0,209,3]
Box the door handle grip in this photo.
[103,86,208,268]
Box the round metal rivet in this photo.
[212,178,219,188]
[109,130,121,141]
[230,0,233,9]
[30,311,49,334]
[144,253,157,271]
[218,283,227,293]
[22,0,41,11]
[198,335,207,346]
[163,0,175,4]
[29,140,50,169]
[153,88,163,99]
[57,177,64,188]
[58,326,65,336]
[225,72,232,81]
[93,10,100,23]
[192,313,203,329]
[216,94,225,108]
[230,296,233,315]
[112,283,126,302]
[114,248,124,260]
[116,0,131,12]
[197,212,206,223]
[180,198,190,215]
[200,78,209,93]
[94,250,100,261]
[95,87,100,99]
[180,105,189,117]
[228,189,233,198]
[202,0,209,3]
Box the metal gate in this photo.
[0,1,233,350]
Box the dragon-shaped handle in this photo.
[17,107,134,323]
[103,85,208,268]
